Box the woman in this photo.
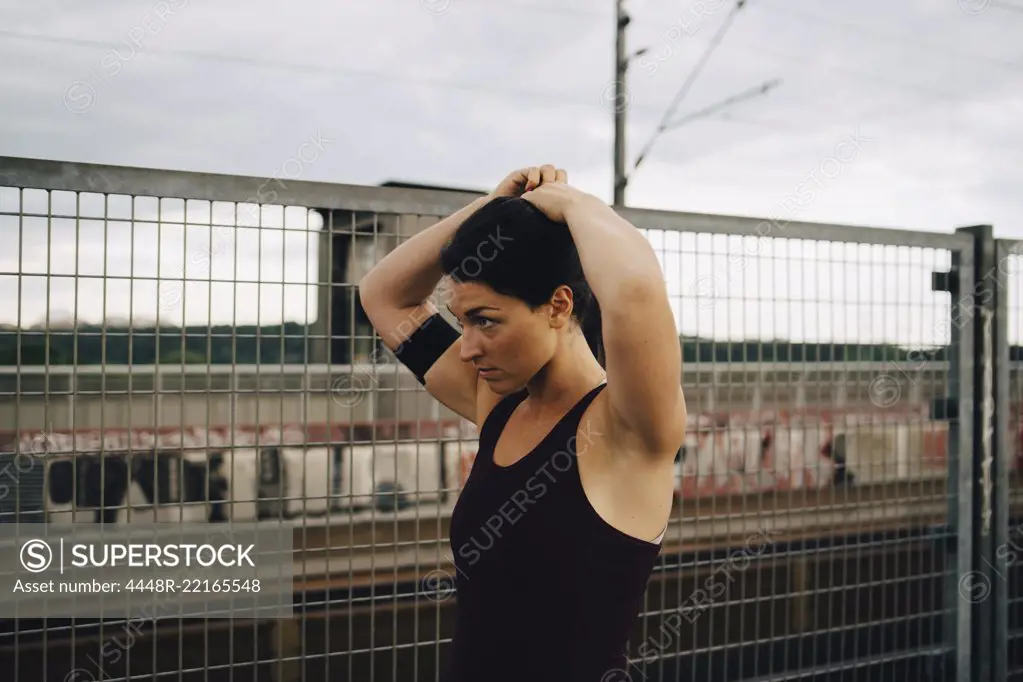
[359,165,687,681]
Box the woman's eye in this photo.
[458,316,495,330]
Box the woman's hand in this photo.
[491,164,568,198]
[520,182,601,224]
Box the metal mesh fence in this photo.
[0,156,1008,682]
[620,227,971,682]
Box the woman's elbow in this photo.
[358,271,386,310]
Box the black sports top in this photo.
[444,381,663,682]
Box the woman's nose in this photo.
[459,331,481,363]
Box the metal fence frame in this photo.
[994,238,1022,682]
[0,154,1017,681]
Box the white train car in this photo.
[334,442,443,511]
[14,406,955,524]
[45,450,211,524]
[31,438,479,523]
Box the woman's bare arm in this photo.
[358,196,494,423]
[522,181,687,460]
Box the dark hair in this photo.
[439,196,604,367]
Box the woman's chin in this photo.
[483,375,521,395]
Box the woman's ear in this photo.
[545,285,575,329]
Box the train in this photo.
[0,421,473,523]
[1,405,1019,525]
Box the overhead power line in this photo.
[0,24,985,117]
[0,28,641,113]
[631,0,750,173]
[765,4,1023,73]
[613,0,784,204]
[663,78,783,130]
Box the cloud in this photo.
[0,0,1021,338]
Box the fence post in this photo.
[932,231,977,682]
[958,225,999,682]
[992,237,1015,682]
[933,232,975,682]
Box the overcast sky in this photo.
[1,0,1021,345]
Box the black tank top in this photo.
[445,381,663,682]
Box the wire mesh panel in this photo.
[0,157,484,682]
[0,156,979,682]
[611,212,975,682]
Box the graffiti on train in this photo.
[0,422,473,524]
[0,421,464,456]
[0,442,478,524]
[1,409,1016,524]
[673,411,951,497]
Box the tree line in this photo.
[0,323,970,366]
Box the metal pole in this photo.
[960,224,1001,682]
[613,0,628,206]
[993,237,1013,682]
[932,246,971,682]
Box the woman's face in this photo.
[446,281,573,394]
